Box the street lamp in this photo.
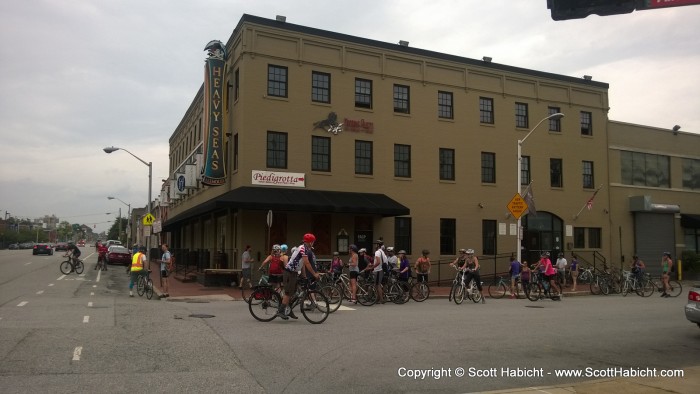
[108,196,131,248]
[516,112,565,265]
[103,146,152,258]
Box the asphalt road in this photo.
[1,248,698,393]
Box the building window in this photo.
[588,228,601,248]
[515,102,529,128]
[266,131,287,168]
[312,136,331,172]
[682,158,700,190]
[311,71,330,103]
[439,148,455,181]
[481,152,496,183]
[521,156,531,186]
[482,220,497,255]
[440,218,456,255]
[550,158,563,188]
[621,151,670,188]
[267,65,288,98]
[394,144,411,178]
[574,227,585,248]
[234,68,240,101]
[583,161,595,189]
[233,133,239,171]
[355,140,373,175]
[684,228,700,253]
[394,217,412,255]
[393,84,410,114]
[355,78,372,109]
[580,111,592,136]
[549,106,561,132]
[480,97,494,124]
[438,91,453,119]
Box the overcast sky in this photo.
[1,0,699,233]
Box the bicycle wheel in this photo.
[145,279,154,300]
[249,288,281,322]
[471,286,482,303]
[300,290,330,324]
[454,285,465,305]
[137,275,146,296]
[60,260,72,275]
[527,283,541,302]
[399,282,411,304]
[488,282,507,299]
[411,282,430,302]
[75,261,84,274]
[388,282,404,304]
[621,281,630,297]
[637,279,654,297]
[590,277,602,295]
[319,285,342,313]
[667,280,682,297]
[448,282,457,302]
[601,279,611,296]
[357,284,377,306]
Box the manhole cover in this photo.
[524,305,545,308]
[188,314,216,318]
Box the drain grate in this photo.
[188,313,216,318]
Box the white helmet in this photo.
[272,244,281,251]
[386,246,394,252]
[466,249,475,255]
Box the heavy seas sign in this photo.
[201,40,226,186]
[252,170,305,188]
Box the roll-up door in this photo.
[634,212,674,275]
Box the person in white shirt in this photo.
[556,252,568,287]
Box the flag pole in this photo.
[573,184,603,220]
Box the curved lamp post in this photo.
[516,113,565,265]
[108,196,131,248]
[103,146,152,257]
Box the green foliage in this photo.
[681,250,700,272]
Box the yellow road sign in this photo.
[507,193,529,220]
[142,213,155,226]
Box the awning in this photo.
[163,187,409,230]
[681,214,700,228]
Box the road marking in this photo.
[96,269,101,282]
[92,285,97,288]
[36,290,44,295]
[57,275,66,280]
[83,316,89,323]
[48,283,54,287]
[90,292,94,296]
[337,305,356,311]
[17,301,28,307]
[87,302,93,307]
[72,346,82,361]
[24,262,32,266]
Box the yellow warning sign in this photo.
[142,213,156,226]
[507,193,529,220]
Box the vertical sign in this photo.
[201,40,226,186]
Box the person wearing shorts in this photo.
[159,244,171,298]
[347,245,359,303]
[277,234,320,320]
[240,245,254,289]
[260,245,284,290]
[414,249,431,283]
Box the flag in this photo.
[522,182,537,217]
[586,187,600,211]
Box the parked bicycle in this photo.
[60,254,84,275]
[488,275,522,299]
[620,270,654,297]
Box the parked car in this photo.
[106,245,131,265]
[686,284,700,329]
[54,242,69,251]
[105,240,123,248]
[33,243,54,255]
[8,243,19,250]
[77,240,85,247]
[19,242,34,249]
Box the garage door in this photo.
[634,212,674,276]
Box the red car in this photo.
[106,245,132,265]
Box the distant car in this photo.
[33,243,54,255]
[54,242,69,251]
[686,284,700,329]
[9,243,19,250]
[19,242,34,249]
[77,240,85,247]
[105,240,123,248]
[106,245,131,265]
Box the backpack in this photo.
[379,250,389,273]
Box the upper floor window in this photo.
[521,155,531,186]
[439,148,455,181]
[311,136,331,172]
[550,158,563,188]
[482,220,497,255]
[621,151,670,188]
[355,140,373,175]
[515,102,529,128]
[481,152,496,183]
[549,106,561,132]
[355,78,372,109]
[394,144,411,178]
[234,68,240,101]
[267,65,288,98]
[438,91,453,119]
[682,158,700,190]
[480,97,494,124]
[582,160,594,189]
[266,131,287,168]
[311,71,330,103]
[393,84,410,114]
[580,111,592,136]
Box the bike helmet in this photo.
[459,248,467,254]
[272,244,281,251]
[359,248,367,253]
[303,233,316,243]
[398,250,406,254]
[349,244,358,253]
[386,246,394,252]
[280,244,288,252]
[466,249,474,255]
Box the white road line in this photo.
[337,305,356,311]
[17,301,28,307]
[72,346,82,361]
[24,262,32,266]
[48,283,54,287]
[92,285,97,288]
[36,290,44,295]
[90,292,94,296]
[57,275,66,280]
[96,269,101,282]
[83,316,89,323]
[87,302,93,307]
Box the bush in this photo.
[681,251,700,272]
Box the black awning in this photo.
[681,214,700,228]
[163,187,409,231]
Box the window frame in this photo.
[354,78,373,109]
[521,155,531,186]
[267,65,288,98]
[354,140,373,175]
[479,97,494,124]
[481,152,496,184]
[439,148,455,181]
[438,91,453,119]
[582,160,594,189]
[393,84,410,114]
[580,111,592,136]
[394,144,411,178]
[549,106,561,132]
[550,158,563,188]
[266,131,288,169]
[311,136,331,172]
[311,71,331,104]
[482,220,497,256]
[515,102,529,128]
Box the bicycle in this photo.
[243,271,281,303]
[60,254,85,275]
[452,268,482,304]
[95,252,107,271]
[649,274,682,297]
[136,269,154,300]
[620,270,654,297]
[382,271,405,304]
[248,277,330,324]
[526,271,561,301]
[336,272,377,306]
[409,274,430,302]
[488,275,522,299]
[316,273,343,313]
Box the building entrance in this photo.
[522,212,564,264]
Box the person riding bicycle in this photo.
[533,252,561,299]
[449,248,469,285]
[259,244,284,290]
[96,242,108,271]
[128,247,148,297]
[463,249,485,304]
[65,242,81,265]
[414,249,431,283]
[277,233,320,320]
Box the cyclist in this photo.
[660,252,673,298]
[534,252,561,299]
[449,248,469,286]
[159,244,172,297]
[65,242,82,266]
[330,251,343,281]
[277,233,320,320]
[365,240,387,304]
[414,249,431,284]
[630,254,645,287]
[397,250,411,282]
[347,244,360,304]
[463,249,485,304]
[259,244,284,291]
[96,241,108,271]
[128,247,148,297]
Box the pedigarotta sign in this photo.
[252,170,305,188]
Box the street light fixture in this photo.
[108,196,131,248]
[516,112,565,265]
[103,146,152,258]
